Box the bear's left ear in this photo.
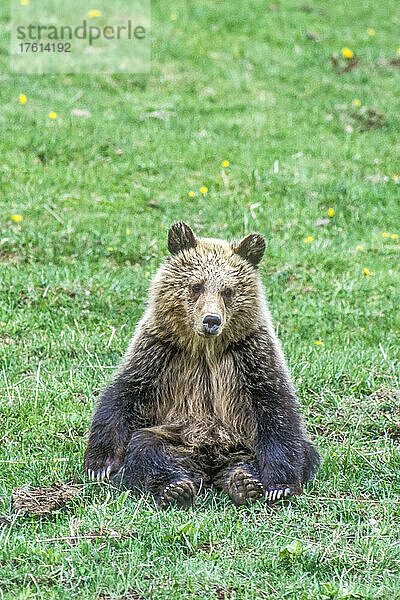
[168,222,197,255]
[233,233,265,267]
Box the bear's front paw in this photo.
[264,484,301,503]
[228,469,264,506]
[84,450,120,483]
[86,464,115,482]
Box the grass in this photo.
[1,0,400,598]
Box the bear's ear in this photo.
[233,233,265,267]
[168,222,197,255]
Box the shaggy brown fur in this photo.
[84,222,320,507]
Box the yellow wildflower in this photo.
[392,174,399,182]
[382,232,389,237]
[49,112,57,119]
[221,160,230,167]
[188,191,195,198]
[19,94,27,105]
[107,247,114,251]
[200,186,208,194]
[277,218,283,224]
[170,14,177,21]
[352,99,361,107]
[126,229,131,235]
[314,341,325,346]
[88,10,101,18]
[395,330,399,334]
[303,236,314,243]
[342,47,354,59]
[161,223,165,229]
[366,28,375,36]
[12,214,23,223]
[397,48,400,55]
[20,0,29,5]
[391,233,399,239]
[327,207,335,217]
[363,268,374,276]
[0,322,6,327]
[356,245,364,251]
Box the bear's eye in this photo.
[191,283,204,295]
[221,287,233,299]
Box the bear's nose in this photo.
[202,314,222,335]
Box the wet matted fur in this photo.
[84,222,320,507]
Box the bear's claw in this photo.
[87,465,113,483]
[265,485,298,503]
[266,488,288,502]
[228,469,264,506]
[159,480,196,508]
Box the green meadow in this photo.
[0,0,399,598]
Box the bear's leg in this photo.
[213,458,264,506]
[256,437,318,503]
[113,429,204,508]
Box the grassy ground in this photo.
[1,0,400,598]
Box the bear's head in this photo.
[149,222,266,346]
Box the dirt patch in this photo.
[330,53,359,74]
[139,110,176,121]
[352,108,385,131]
[305,31,322,41]
[0,249,23,264]
[334,104,386,132]
[369,387,399,403]
[100,591,145,600]
[365,387,400,441]
[387,427,400,442]
[0,335,16,346]
[88,527,136,541]
[315,218,330,227]
[213,587,235,600]
[196,541,212,552]
[377,58,400,68]
[212,586,246,600]
[11,484,81,516]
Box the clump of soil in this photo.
[352,107,385,130]
[0,249,23,264]
[334,103,386,132]
[330,53,359,74]
[100,591,145,600]
[11,484,81,516]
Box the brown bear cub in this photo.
[84,222,319,507]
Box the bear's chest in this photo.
[160,352,234,415]
[157,351,254,446]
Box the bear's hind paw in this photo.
[159,480,196,509]
[228,469,264,506]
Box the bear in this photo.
[84,222,320,507]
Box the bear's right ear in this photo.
[168,222,197,255]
